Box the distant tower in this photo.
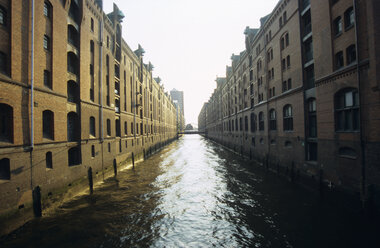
[170,88,184,120]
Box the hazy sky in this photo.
[103,0,279,125]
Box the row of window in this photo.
[220,87,359,134]
[335,44,356,70]
[333,7,354,36]
[225,104,294,133]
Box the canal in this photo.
[1,135,379,247]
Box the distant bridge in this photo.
[179,130,205,135]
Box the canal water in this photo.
[1,135,379,247]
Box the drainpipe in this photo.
[99,17,104,179]
[30,0,35,189]
[133,61,136,140]
[353,0,367,206]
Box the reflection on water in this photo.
[1,135,379,247]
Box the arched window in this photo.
[335,88,359,131]
[89,116,96,137]
[0,103,13,142]
[68,146,81,166]
[67,112,79,141]
[250,113,257,133]
[46,152,52,168]
[0,158,10,180]
[269,109,277,130]
[68,0,80,24]
[43,110,54,139]
[259,112,264,131]
[67,52,78,75]
[67,25,79,48]
[283,105,293,131]
[67,80,78,103]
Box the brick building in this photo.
[0,0,181,230]
[198,0,380,208]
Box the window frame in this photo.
[269,109,277,131]
[335,88,359,132]
[283,105,293,131]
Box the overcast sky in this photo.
[103,0,279,125]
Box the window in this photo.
[287,55,291,68]
[346,44,356,64]
[0,52,6,74]
[244,116,248,131]
[305,65,315,88]
[68,25,79,47]
[0,103,13,142]
[308,98,317,138]
[0,5,6,26]
[91,18,94,32]
[269,109,277,130]
[288,78,292,90]
[249,70,253,81]
[43,35,50,51]
[44,70,51,89]
[283,11,287,23]
[250,113,257,132]
[303,10,312,36]
[68,146,81,166]
[281,37,285,50]
[43,110,54,139]
[259,112,264,131]
[335,51,344,69]
[0,158,10,180]
[335,88,359,131]
[44,2,51,18]
[108,143,111,152]
[91,145,95,157]
[279,16,283,27]
[90,116,95,136]
[67,81,78,103]
[131,122,134,134]
[46,152,53,168]
[282,59,286,70]
[116,119,121,137]
[67,52,78,75]
[304,38,313,63]
[283,105,293,131]
[107,119,111,136]
[67,112,79,141]
[334,17,342,36]
[282,81,287,92]
[307,142,318,161]
[285,33,289,46]
[124,121,128,135]
[344,7,354,29]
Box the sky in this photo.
[103,0,279,125]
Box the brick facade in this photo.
[199,0,380,208]
[0,0,182,231]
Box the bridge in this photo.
[178,130,205,135]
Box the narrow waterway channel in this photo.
[1,135,378,247]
